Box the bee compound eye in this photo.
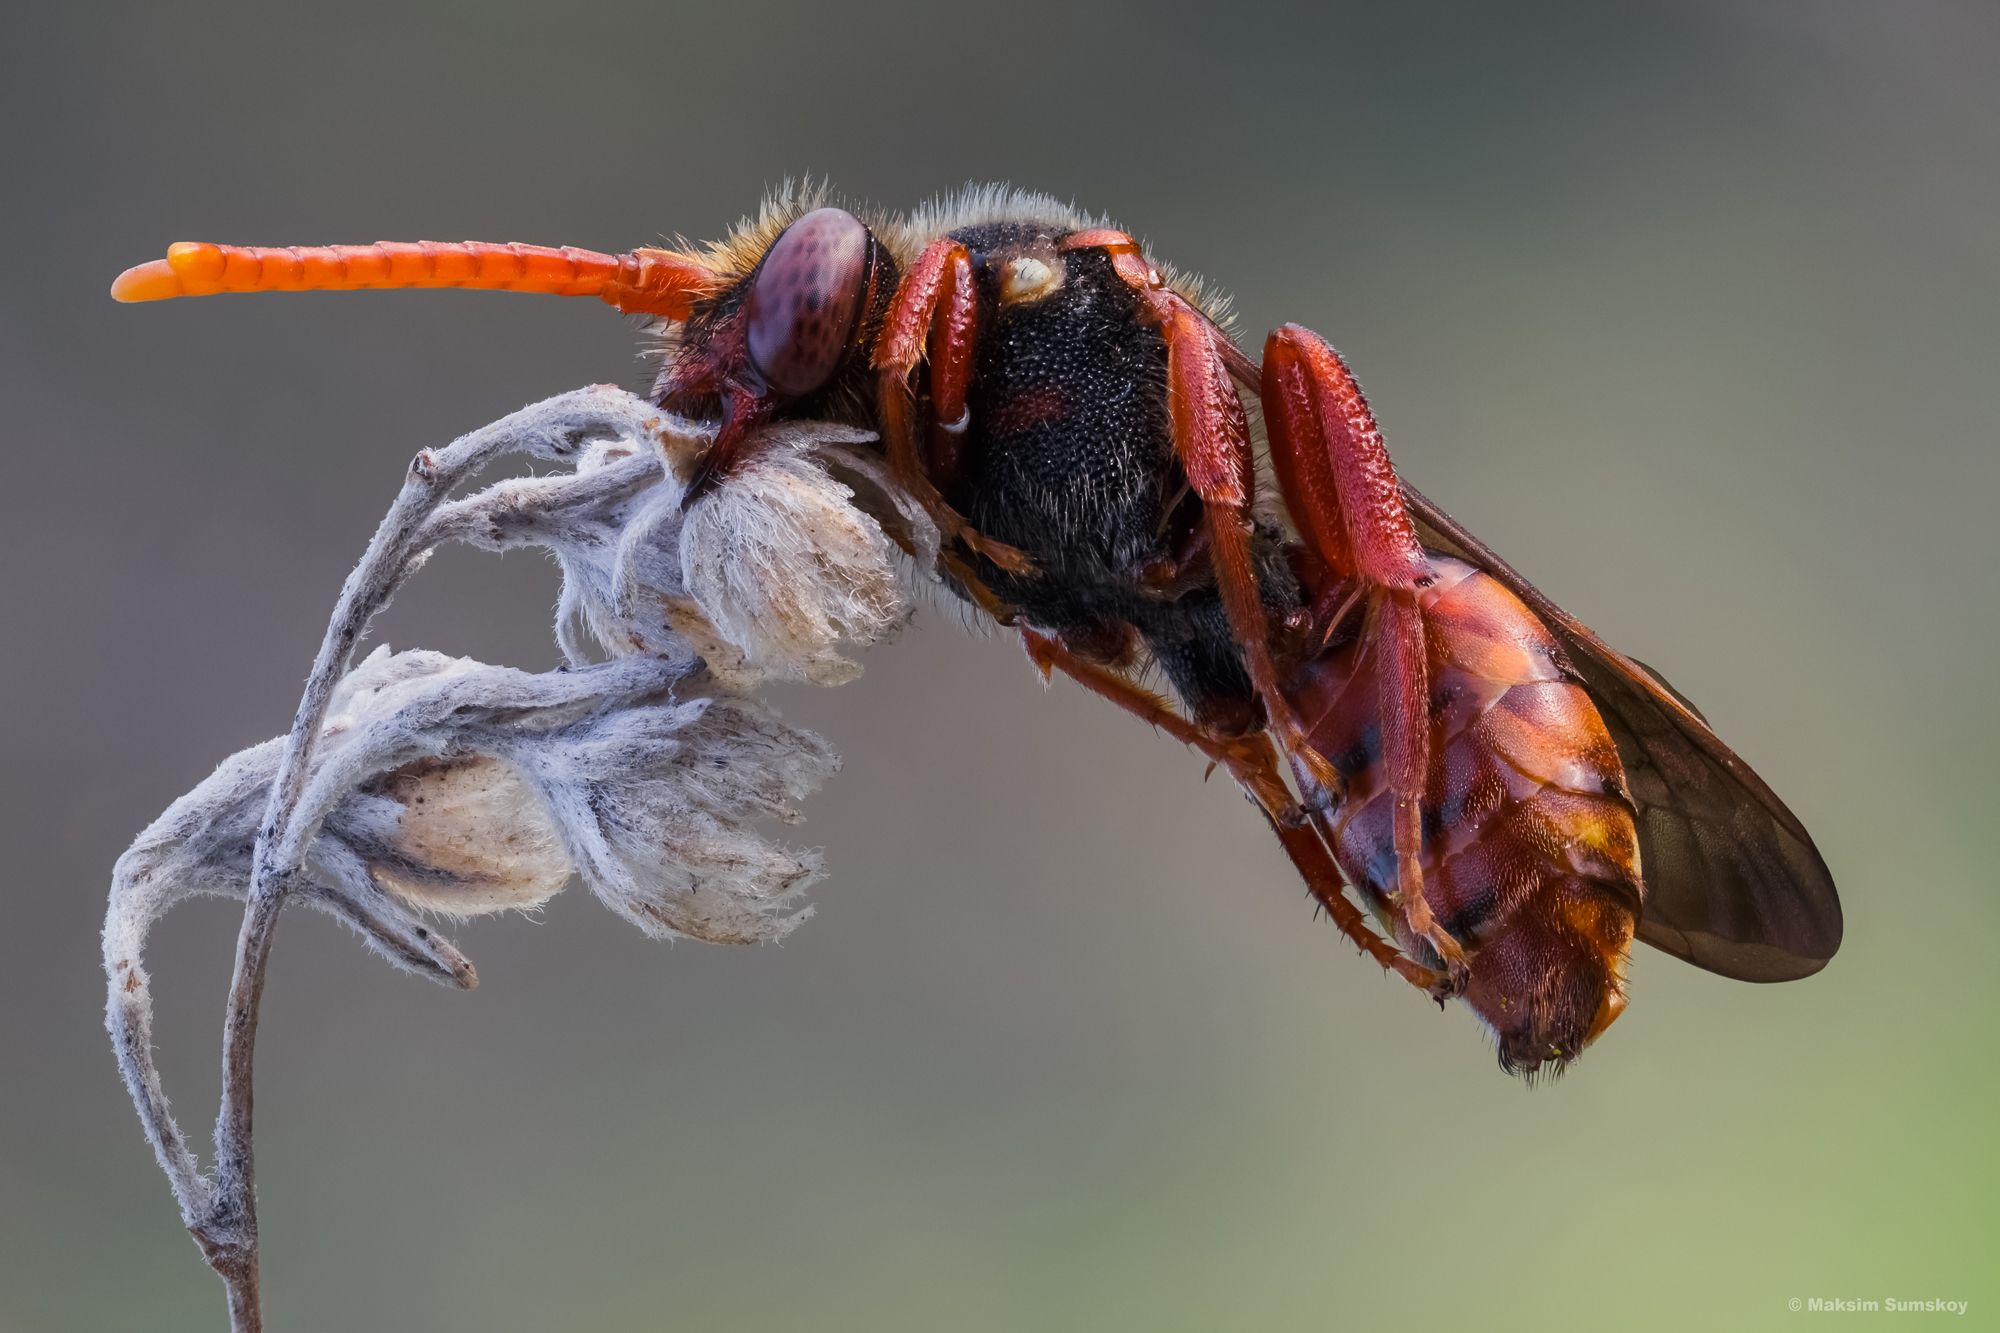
[743,207,870,396]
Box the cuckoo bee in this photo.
[112,185,1842,1075]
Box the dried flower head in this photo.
[450,410,930,685]
[104,387,937,1320]
[110,645,838,964]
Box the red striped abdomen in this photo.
[1286,556,1645,1073]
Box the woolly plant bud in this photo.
[498,688,837,942]
[368,756,573,916]
[110,647,840,960]
[674,431,913,687]
[544,420,924,688]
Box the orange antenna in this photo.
[111,240,718,319]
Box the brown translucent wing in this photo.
[1401,483,1843,981]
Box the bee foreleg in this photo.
[874,238,1035,577]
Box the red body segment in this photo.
[1288,557,1644,1068]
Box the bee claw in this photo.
[1427,957,1471,1003]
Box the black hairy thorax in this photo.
[940,221,1300,730]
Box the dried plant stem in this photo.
[106,387,904,1331]
[150,387,667,1332]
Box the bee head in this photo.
[655,207,897,480]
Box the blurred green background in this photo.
[3,2,1995,1329]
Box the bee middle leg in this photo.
[1053,227,1334,794]
[1020,625,1442,994]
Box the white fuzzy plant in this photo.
[103,386,936,1332]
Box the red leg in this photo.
[924,244,978,493]
[938,549,1021,626]
[875,240,1034,576]
[1052,233,1463,984]
[1062,230,1341,796]
[1161,294,1341,795]
[1021,627,1440,992]
[1260,327,1430,589]
[1262,326,1464,979]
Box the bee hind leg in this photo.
[1260,324,1471,992]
